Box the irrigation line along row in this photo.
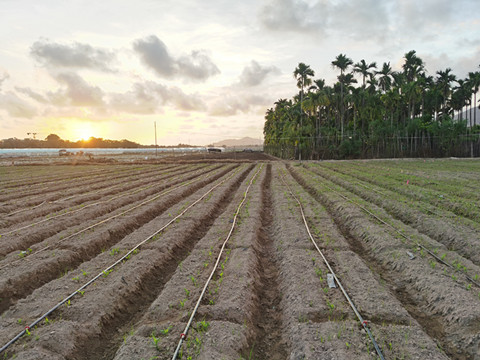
[280,170,386,360]
[0,167,218,272]
[0,164,210,237]
[312,172,480,289]
[3,165,187,217]
[0,166,243,356]
[172,164,264,360]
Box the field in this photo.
[0,153,479,360]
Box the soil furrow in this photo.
[288,164,480,360]
[0,165,220,256]
[0,164,204,227]
[243,164,289,360]
[53,165,255,360]
[0,165,236,314]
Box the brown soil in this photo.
[0,157,478,360]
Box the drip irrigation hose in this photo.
[0,166,221,271]
[0,164,211,236]
[172,165,263,360]
[312,172,480,289]
[0,165,242,356]
[280,171,386,360]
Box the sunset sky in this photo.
[0,0,479,146]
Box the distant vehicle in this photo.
[59,149,70,156]
[207,147,222,153]
[243,148,253,153]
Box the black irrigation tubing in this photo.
[2,165,200,217]
[308,169,480,289]
[0,166,220,271]
[0,165,243,356]
[0,165,210,237]
[280,170,386,360]
[172,164,263,360]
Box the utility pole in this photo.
[154,121,158,157]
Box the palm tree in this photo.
[468,71,480,126]
[436,68,456,121]
[293,63,315,151]
[353,59,377,87]
[332,54,353,137]
[377,62,393,93]
[403,50,424,82]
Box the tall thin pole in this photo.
[154,121,158,157]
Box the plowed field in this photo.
[1,156,479,360]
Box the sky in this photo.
[0,0,479,146]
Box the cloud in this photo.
[109,81,207,114]
[133,35,219,81]
[177,50,220,81]
[0,71,9,89]
[52,72,105,107]
[258,0,328,33]
[0,91,36,118]
[209,93,270,117]
[238,60,280,87]
[30,39,116,72]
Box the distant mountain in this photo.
[211,137,263,147]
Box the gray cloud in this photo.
[52,72,105,107]
[30,39,116,72]
[177,50,220,81]
[258,0,328,33]
[109,81,207,114]
[133,35,220,81]
[133,36,175,78]
[0,91,36,118]
[0,71,9,89]
[238,60,280,87]
[209,93,270,117]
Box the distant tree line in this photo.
[0,134,203,149]
[263,50,480,159]
[0,134,143,149]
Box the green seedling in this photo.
[184,288,190,298]
[345,342,351,349]
[179,299,185,308]
[151,332,160,350]
[72,276,80,282]
[466,284,472,290]
[17,319,22,325]
[65,300,71,307]
[190,275,197,287]
[110,248,120,256]
[196,320,209,332]
[160,326,172,336]
[77,290,85,296]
